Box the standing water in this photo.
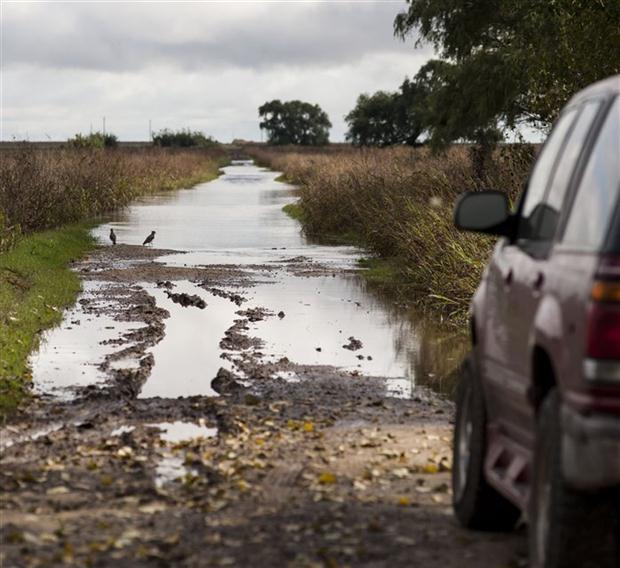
[31,161,466,400]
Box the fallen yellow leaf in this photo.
[236,479,251,492]
[46,486,69,495]
[318,472,337,485]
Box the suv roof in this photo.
[567,75,620,108]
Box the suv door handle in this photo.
[532,272,545,290]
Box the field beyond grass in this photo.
[252,144,535,322]
[0,225,95,418]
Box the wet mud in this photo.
[163,291,207,309]
[0,243,525,568]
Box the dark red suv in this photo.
[452,75,620,567]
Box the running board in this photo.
[484,428,531,511]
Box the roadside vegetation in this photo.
[0,146,226,418]
[0,146,225,236]
[250,144,534,321]
[152,128,218,148]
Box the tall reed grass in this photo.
[0,146,225,248]
[249,145,535,320]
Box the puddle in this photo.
[30,281,142,399]
[108,356,142,371]
[32,161,466,402]
[386,377,414,399]
[273,370,299,382]
[155,454,188,487]
[246,273,417,378]
[151,421,218,444]
[138,281,236,399]
[111,425,135,436]
[151,421,217,486]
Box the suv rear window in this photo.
[563,97,620,250]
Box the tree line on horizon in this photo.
[260,0,619,148]
[66,128,218,149]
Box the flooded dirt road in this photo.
[1,162,524,567]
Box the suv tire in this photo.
[529,389,619,568]
[452,353,520,530]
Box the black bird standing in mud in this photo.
[109,228,116,245]
[143,230,156,246]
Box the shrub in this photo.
[152,128,218,148]
[68,131,118,149]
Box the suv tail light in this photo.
[586,300,620,359]
[585,257,620,382]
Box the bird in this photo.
[109,228,117,245]
[143,230,156,246]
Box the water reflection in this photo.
[37,161,467,399]
[338,276,468,398]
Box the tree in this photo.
[409,58,511,150]
[394,0,620,145]
[345,84,425,147]
[258,100,331,145]
[345,91,402,147]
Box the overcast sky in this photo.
[1,0,433,142]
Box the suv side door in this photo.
[482,101,602,446]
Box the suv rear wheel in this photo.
[452,353,520,530]
[530,389,619,568]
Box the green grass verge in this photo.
[282,202,305,222]
[283,202,364,246]
[274,173,289,183]
[0,224,96,419]
[357,257,401,286]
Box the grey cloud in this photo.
[4,3,424,72]
[2,2,432,142]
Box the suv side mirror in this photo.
[454,190,513,237]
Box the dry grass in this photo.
[249,145,534,320]
[0,146,226,245]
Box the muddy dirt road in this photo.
[1,162,524,567]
